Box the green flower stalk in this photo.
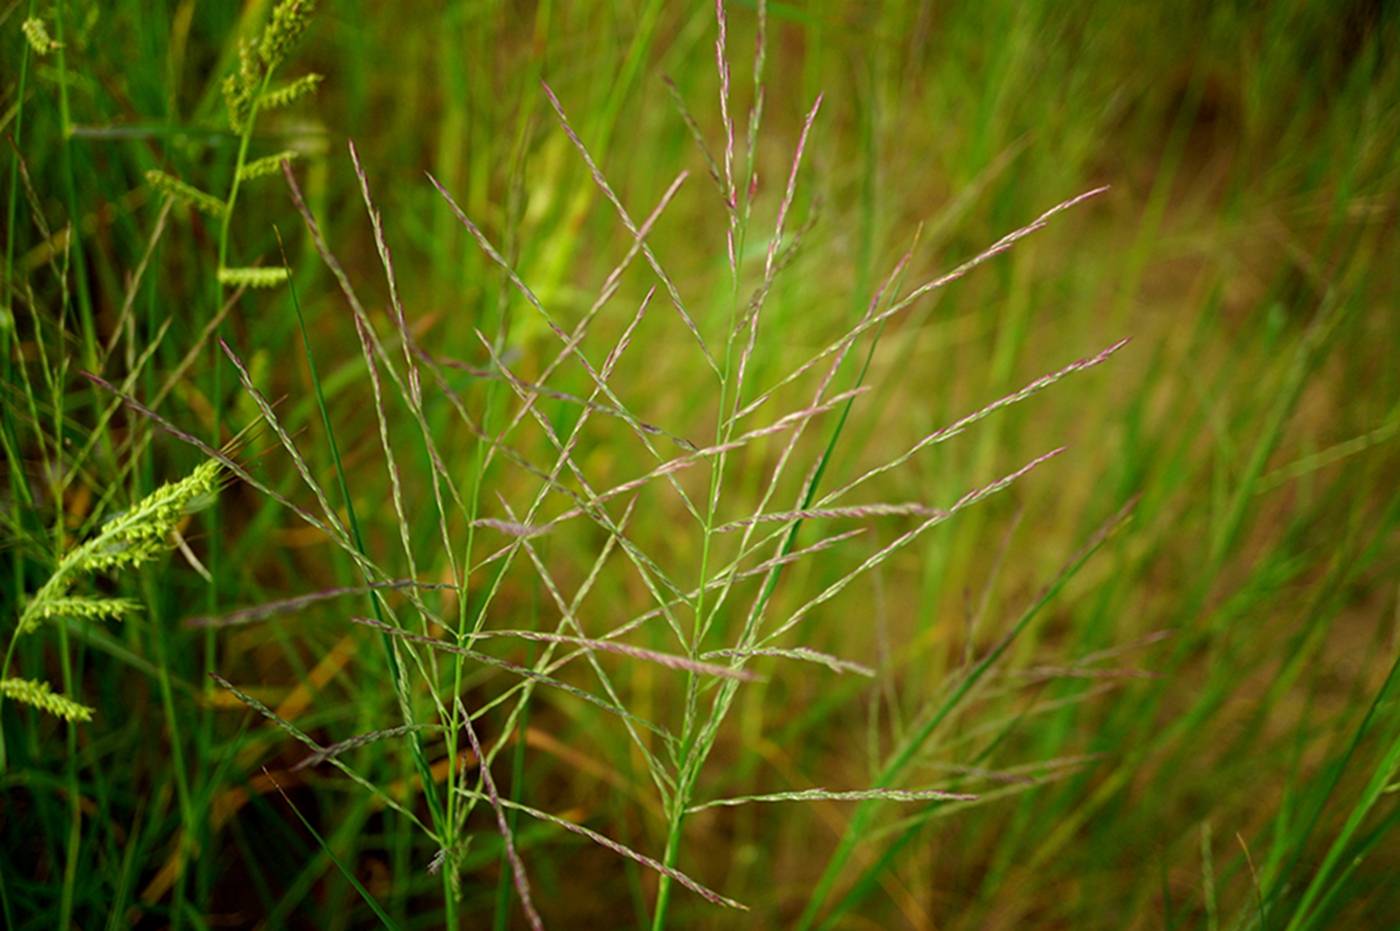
[3,460,222,724]
[223,0,319,133]
[24,460,221,596]
[145,0,321,288]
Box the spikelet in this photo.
[258,0,316,70]
[223,40,260,130]
[237,151,299,182]
[85,461,222,556]
[222,0,318,130]
[145,170,226,217]
[217,266,289,289]
[20,597,140,634]
[0,679,94,723]
[6,463,221,729]
[262,73,323,110]
[17,461,222,633]
[22,17,61,55]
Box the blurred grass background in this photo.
[2,0,1398,928]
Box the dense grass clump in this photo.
[2,1,1398,928]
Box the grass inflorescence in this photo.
[2,1,1397,929]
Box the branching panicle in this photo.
[183,7,1118,924]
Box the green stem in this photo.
[283,244,447,838]
[651,118,756,927]
[441,364,502,926]
[651,787,690,931]
[56,624,80,930]
[146,569,197,887]
[0,7,36,581]
[53,0,98,372]
[0,630,20,773]
[0,0,49,775]
[182,66,270,922]
[49,230,80,926]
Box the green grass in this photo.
[3,1,1398,928]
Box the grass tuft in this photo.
[3,2,1396,928]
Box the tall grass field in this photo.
[3,1,1398,927]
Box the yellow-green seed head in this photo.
[20,596,140,635]
[217,266,290,289]
[262,73,323,111]
[0,678,94,723]
[17,460,223,633]
[223,40,260,130]
[22,17,62,55]
[145,170,227,218]
[258,0,316,70]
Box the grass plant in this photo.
[2,1,1397,928]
